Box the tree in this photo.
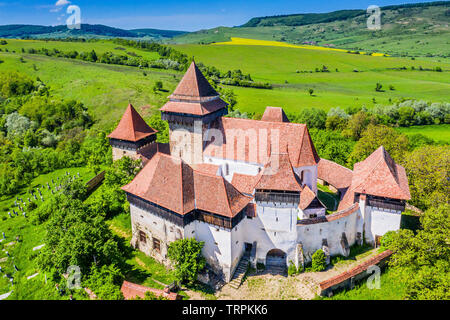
[167,238,206,285]
[294,108,327,129]
[311,249,326,272]
[309,129,355,167]
[342,111,377,141]
[375,83,383,92]
[387,204,450,300]
[153,81,163,92]
[398,106,415,126]
[84,264,124,300]
[347,124,409,168]
[403,145,449,210]
[308,88,314,96]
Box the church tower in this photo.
[160,61,228,164]
[108,104,157,161]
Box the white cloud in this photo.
[55,0,71,6]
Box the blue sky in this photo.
[0,0,440,31]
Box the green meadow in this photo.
[396,124,450,143]
[0,41,182,128]
[172,42,450,114]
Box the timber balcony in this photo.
[366,198,405,213]
[255,190,300,205]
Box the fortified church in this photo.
[108,61,411,282]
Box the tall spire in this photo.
[108,104,157,142]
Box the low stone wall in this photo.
[318,250,393,297]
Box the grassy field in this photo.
[396,124,450,143]
[0,40,181,128]
[172,39,449,114]
[0,167,95,300]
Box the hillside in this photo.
[170,1,450,59]
[0,24,188,40]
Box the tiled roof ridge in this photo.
[352,152,388,195]
[297,202,359,225]
[319,250,393,291]
[381,146,400,184]
[320,158,352,172]
[108,104,157,142]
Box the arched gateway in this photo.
[266,249,287,268]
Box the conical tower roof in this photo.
[169,61,219,101]
[161,61,228,116]
[108,104,157,142]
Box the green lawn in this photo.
[323,267,406,300]
[317,184,340,213]
[396,124,450,144]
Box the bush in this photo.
[288,260,298,276]
[311,249,327,272]
[380,231,396,250]
[167,238,206,285]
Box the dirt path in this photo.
[214,248,380,300]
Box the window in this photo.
[139,231,146,244]
[152,237,161,253]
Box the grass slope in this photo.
[171,2,450,60]
[173,40,449,113]
[0,40,183,128]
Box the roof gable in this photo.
[261,107,290,123]
[255,152,302,192]
[108,104,157,142]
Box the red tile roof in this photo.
[255,153,302,192]
[317,158,353,189]
[191,163,220,175]
[161,98,227,116]
[194,171,252,217]
[161,61,228,116]
[261,107,290,123]
[122,153,195,215]
[204,117,320,167]
[170,61,219,100]
[338,146,410,210]
[121,281,179,300]
[319,250,393,291]
[297,203,359,225]
[138,142,170,164]
[108,104,157,142]
[231,172,262,194]
[299,186,318,210]
[122,153,251,218]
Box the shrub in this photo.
[311,249,327,272]
[167,238,206,285]
[380,231,396,251]
[288,260,298,276]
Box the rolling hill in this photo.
[0,24,188,40]
[169,1,450,59]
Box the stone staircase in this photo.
[229,256,250,289]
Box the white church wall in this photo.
[203,156,263,183]
[129,203,184,265]
[240,204,299,266]
[362,205,402,245]
[297,209,359,262]
[294,165,318,193]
